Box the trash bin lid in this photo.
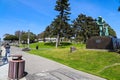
[11,54,22,60]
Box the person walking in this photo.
[2,43,10,64]
[5,43,10,57]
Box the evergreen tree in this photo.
[72,14,99,43]
[72,14,116,43]
[104,23,116,37]
[54,0,71,48]
[44,26,52,37]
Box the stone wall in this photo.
[86,36,113,50]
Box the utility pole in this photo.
[27,30,30,48]
[18,31,21,47]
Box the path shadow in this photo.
[24,71,28,77]
[0,57,8,67]
[0,62,8,67]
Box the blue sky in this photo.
[0,0,120,39]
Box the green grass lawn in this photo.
[27,42,120,80]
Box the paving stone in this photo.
[26,68,93,80]
[54,68,92,80]
[0,57,3,66]
[26,72,59,80]
[50,71,73,80]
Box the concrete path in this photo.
[0,46,106,80]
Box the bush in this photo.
[60,42,72,46]
[44,42,72,46]
[44,42,56,46]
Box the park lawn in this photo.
[28,42,120,80]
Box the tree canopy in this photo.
[4,31,36,43]
[3,34,18,42]
[72,14,99,43]
[41,13,116,44]
[53,0,71,47]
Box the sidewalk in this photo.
[0,46,106,80]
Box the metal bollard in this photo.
[8,55,25,79]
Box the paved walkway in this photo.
[0,46,106,80]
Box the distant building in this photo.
[38,37,64,42]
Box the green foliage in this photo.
[60,42,72,46]
[29,42,73,48]
[4,30,37,44]
[28,42,120,80]
[108,27,116,37]
[21,31,36,43]
[3,34,18,41]
[55,0,71,20]
[72,14,99,43]
[72,14,116,43]
[104,23,116,37]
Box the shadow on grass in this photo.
[44,42,72,48]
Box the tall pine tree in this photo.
[54,0,71,48]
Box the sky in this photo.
[0,0,120,39]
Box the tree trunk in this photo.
[56,33,59,48]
